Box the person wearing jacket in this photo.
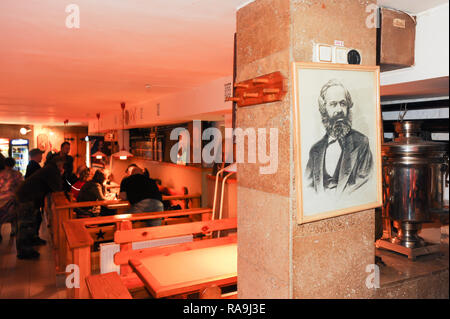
[15,156,64,259]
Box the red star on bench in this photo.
[96,229,106,240]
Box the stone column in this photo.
[236,0,377,298]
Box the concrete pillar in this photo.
[236,0,377,298]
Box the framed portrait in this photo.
[292,62,382,224]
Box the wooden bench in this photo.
[84,218,237,299]
[63,208,214,299]
[47,191,202,274]
[86,272,132,299]
[200,286,238,299]
[114,218,237,299]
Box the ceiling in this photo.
[377,0,448,14]
[0,0,447,126]
[0,0,248,125]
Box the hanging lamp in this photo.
[63,119,69,140]
[112,102,133,160]
[92,113,107,159]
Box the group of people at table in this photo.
[0,141,185,260]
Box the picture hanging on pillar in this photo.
[292,62,382,224]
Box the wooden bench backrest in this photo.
[82,207,211,226]
[83,208,213,244]
[54,193,202,210]
[114,217,237,244]
[63,208,215,251]
[62,208,217,298]
[113,218,237,275]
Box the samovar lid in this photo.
[382,121,448,155]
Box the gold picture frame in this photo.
[292,62,382,224]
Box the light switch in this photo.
[314,44,333,63]
[318,44,332,62]
[335,47,348,64]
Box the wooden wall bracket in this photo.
[226,71,287,107]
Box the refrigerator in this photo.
[10,139,29,176]
[0,138,9,158]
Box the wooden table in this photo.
[129,242,237,298]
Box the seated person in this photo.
[124,164,138,177]
[76,170,116,218]
[71,166,90,200]
[119,166,163,226]
[101,168,118,199]
[15,156,64,258]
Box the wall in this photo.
[380,3,450,86]
[291,1,377,299]
[88,76,233,133]
[0,123,89,173]
[206,175,237,219]
[33,125,88,171]
[235,0,292,299]
[0,123,35,149]
[110,157,210,205]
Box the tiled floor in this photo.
[0,222,67,299]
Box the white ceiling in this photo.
[377,0,449,14]
[0,0,447,126]
[0,0,248,125]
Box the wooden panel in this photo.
[52,192,70,207]
[54,193,201,210]
[164,193,202,201]
[115,218,237,244]
[82,207,212,226]
[87,226,115,242]
[199,285,222,299]
[222,291,238,299]
[378,7,416,71]
[119,220,133,276]
[227,71,287,107]
[376,239,441,260]
[56,199,128,210]
[163,217,192,225]
[56,207,70,273]
[91,251,100,273]
[63,220,94,249]
[121,273,145,291]
[86,272,132,299]
[72,246,91,299]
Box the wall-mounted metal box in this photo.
[378,7,417,72]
